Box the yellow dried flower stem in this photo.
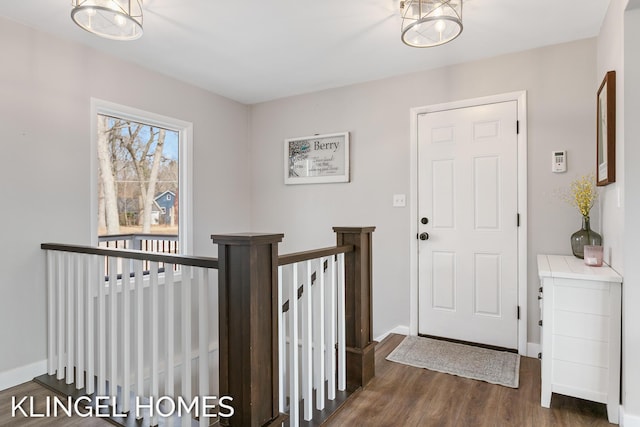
[567,175,597,217]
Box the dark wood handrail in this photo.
[98,233,179,241]
[41,243,218,269]
[277,244,354,266]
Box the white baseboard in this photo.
[375,325,410,343]
[527,342,541,359]
[0,359,47,392]
[622,406,640,427]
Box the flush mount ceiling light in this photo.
[71,0,143,41]
[400,0,463,48]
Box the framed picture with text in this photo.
[597,70,616,186]
[284,132,350,184]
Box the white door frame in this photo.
[408,91,528,355]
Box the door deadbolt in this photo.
[421,217,429,224]
[419,232,429,241]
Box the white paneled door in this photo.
[418,101,519,349]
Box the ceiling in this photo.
[0,1,610,104]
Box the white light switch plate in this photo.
[393,194,406,207]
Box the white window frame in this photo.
[90,98,194,255]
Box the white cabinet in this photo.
[537,254,622,424]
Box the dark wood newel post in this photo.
[333,226,376,391]
[211,233,286,427]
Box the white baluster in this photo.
[97,255,107,395]
[289,264,299,427]
[56,251,64,381]
[326,256,337,400]
[108,257,118,399]
[277,265,285,413]
[134,259,144,410]
[121,259,131,412]
[181,266,192,427]
[150,262,159,427]
[75,254,84,389]
[314,258,326,410]
[209,269,219,403]
[85,255,95,395]
[302,261,313,421]
[46,251,55,375]
[337,253,346,391]
[198,268,209,427]
[282,305,289,412]
[165,265,175,398]
[66,253,74,385]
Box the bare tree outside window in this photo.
[97,114,180,253]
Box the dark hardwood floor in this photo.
[324,334,613,427]
[0,334,613,427]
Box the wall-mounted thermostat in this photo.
[552,150,567,173]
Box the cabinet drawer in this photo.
[553,310,609,342]
[553,282,610,316]
[552,335,608,368]
[552,359,608,397]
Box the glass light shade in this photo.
[71,0,143,41]
[401,0,463,48]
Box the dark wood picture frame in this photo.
[597,70,616,186]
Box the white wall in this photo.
[0,17,251,382]
[248,39,598,343]
[623,1,640,422]
[597,0,626,273]
[597,0,640,422]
